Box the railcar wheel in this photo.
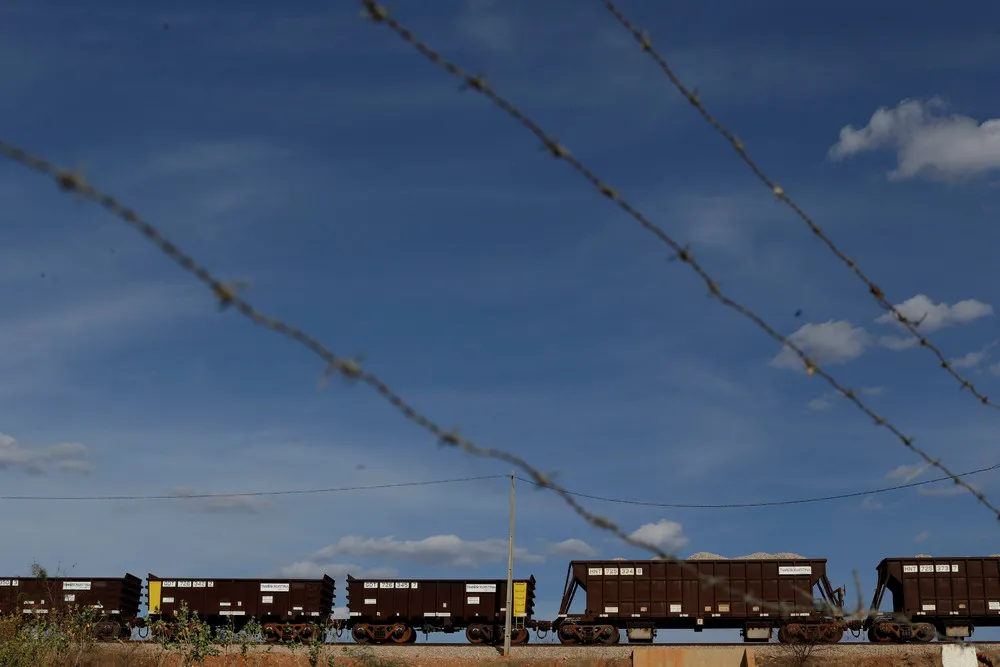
[557,624,578,645]
[915,623,936,643]
[599,625,620,645]
[466,624,488,645]
[94,621,119,642]
[352,625,371,644]
[511,627,529,644]
[390,624,413,644]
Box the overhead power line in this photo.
[518,463,1000,509]
[0,475,506,502]
[2,463,994,507]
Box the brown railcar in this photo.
[146,573,335,641]
[0,573,142,640]
[555,558,847,644]
[866,556,1000,642]
[345,575,544,645]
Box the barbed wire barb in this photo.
[597,0,1000,411]
[351,2,1000,525]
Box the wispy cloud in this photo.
[0,433,93,475]
[166,487,272,515]
[307,534,545,568]
[808,386,884,411]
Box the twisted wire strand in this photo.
[0,138,859,624]
[598,0,999,411]
[353,2,999,524]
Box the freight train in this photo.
[1,554,997,646]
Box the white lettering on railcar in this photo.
[193,581,207,588]
[467,596,480,605]
[620,568,635,576]
[162,597,174,603]
[466,584,497,593]
[178,581,192,588]
[260,583,290,593]
[163,581,176,588]
[364,599,376,605]
[394,582,409,589]
[669,604,682,613]
[952,565,959,573]
[778,566,811,576]
[935,565,950,573]
[903,566,918,573]
[919,565,934,573]
[379,582,393,589]
[62,582,91,591]
[989,601,999,611]
[604,568,619,576]
[261,596,273,604]
[364,582,378,589]
[604,606,618,613]
[64,595,75,602]
[588,568,602,576]
[922,604,936,611]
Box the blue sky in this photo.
[3,0,1000,644]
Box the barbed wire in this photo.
[353,2,999,525]
[0,138,863,625]
[519,462,1000,509]
[597,0,1000,412]
[0,2,985,635]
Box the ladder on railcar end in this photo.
[864,564,892,629]
[815,571,846,615]
[557,562,584,617]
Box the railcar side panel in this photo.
[0,574,142,619]
[345,576,535,627]
[146,574,334,625]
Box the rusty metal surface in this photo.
[872,557,1000,624]
[345,575,536,628]
[146,574,334,626]
[0,574,142,619]
[558,559,841,630]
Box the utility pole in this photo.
[504,471,515,657]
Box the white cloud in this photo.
[885,463,929,483]
[545,538,598,558]
[874,294,993,334]
[628,519,688,554]
[0,433,93,475]
[913,531,930,543]
[276,561,398,580]
[309,534,545,568]
[771,320,871,371]
[828,98,1000,181]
